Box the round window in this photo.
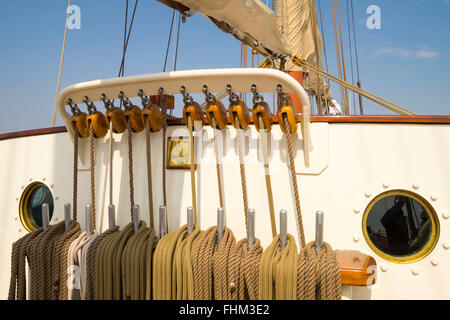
[362,190,439,263]
[19,182,54,232]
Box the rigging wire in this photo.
[350,0,364,114]
[346,0,356,114]
[336,0,350,114]
[173,12,182,72]
[118,0,139,77]
[163,10,176,72]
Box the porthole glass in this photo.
[362,190,439,264]
[19,182,54,232]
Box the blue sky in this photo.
[0,0,449,133]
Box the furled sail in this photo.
[158,0,331,101]
[158,0,291,57]
[276,0,331,101]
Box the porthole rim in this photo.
[19,181,54,232]
[362,189,440,264]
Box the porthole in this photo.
[362,190,439,264]
[19,182,54,232]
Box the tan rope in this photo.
[257,115,277,238]
[145,119,155,228]
[187,115,197,223]
[293,57,417,115]
[283,116,306,249]
[109,119,114,206]
[89,122,96,230]
[192,226,217,299]
[161,98,168,207]
[210,117,224,209]
[127,120,134,218]
[51,0,71,127]
[73,125,79,221]
[233,116,248,233]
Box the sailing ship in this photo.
[2,0,449,300]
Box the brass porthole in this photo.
[362,190,440,264]
[19,182,54,232]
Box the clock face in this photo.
[167,137,193,169]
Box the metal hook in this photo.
[137,89,149,106]
[180,86,194,104]
[84,96,97,114]
[119,91,132,109]
[67,99,81,115]
[251,84,264,104]
[276,84,290,107]
[202,85,216,105]
[226,84,240,104]
[100,93,114,111]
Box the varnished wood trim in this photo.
[0,126,67,141]
[1,115,449,141]
[167,114,450,126]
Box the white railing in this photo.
[58,68,312,166]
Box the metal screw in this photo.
[382,182,389,188]
[431,195,438,201]
[412,183,419,190]
[353,234,360,242]
[353,207,360,214]
[380,265,388,272]
[411,267,419,276]
[365,192,372,198]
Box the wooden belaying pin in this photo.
[42,203,50,231]
[85,204,93,236]
[187,207,194,236]
[132,205,140,233]
[217,207,225,245]
[247,209,255,250]
[64,203,71,231]
[280,209,287,251]
[315,211,324,254]
[108,204,116,230]
[159,205,167,238]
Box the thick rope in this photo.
[283,116,306,249]
[259,234,298,300]
[192,226,217,299]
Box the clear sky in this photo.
[0,0,449,134]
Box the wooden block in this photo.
[335,250,377,287]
